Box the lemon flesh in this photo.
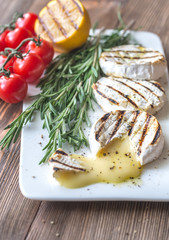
[35,0,91,52]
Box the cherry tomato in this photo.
[15,12,38,35]
[5,27,32,49]
[25,39,54,66]
[0,42,5,51]
[0,29,10,50]
[0,73,27,103]
[0,55,15,72]
[13,52,45,83]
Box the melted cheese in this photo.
[53,137,142,188]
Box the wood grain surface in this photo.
[0,0,169,239]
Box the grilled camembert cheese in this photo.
[93,76,166,114]
[49,110,163,188]
[49,144,142,188]
[89,110,164,165]
[49,149,86,172]
[100,45,166,80]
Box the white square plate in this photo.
[19,31,169,201]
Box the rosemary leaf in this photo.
[0,28,131,163]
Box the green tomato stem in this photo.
[0,37,40,76]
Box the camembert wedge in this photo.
[49,145,142,188]
[49,149,86,172]
[100,45,166,80]
[93,76,166,114]
[89,110,164,165]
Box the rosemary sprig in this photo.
[0,28,131,164]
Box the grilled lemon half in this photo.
[34,0,91,52]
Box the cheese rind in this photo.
[93,76,166,115]
[99,45,167,80]
[49,148,86,172]
[89,110,164,165]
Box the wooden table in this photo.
[1,0,169,239]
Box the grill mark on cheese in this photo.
[106,85,138,108]
[128,110,140,136]
[137,114,152,156]
[113,79,148,103]
[113,76,164,98]
[151,123,161,145]
[107,111,125,144]
[93,84,118,105]
[135,81,161,101]
[101,112,111,122]
[107,50,159,54]
[71,0,84,15]
[46,5,68,38]
[103,54,162,60]
[94,77,166,114]
[100,46,166,82]
[38,17,55,43]
[151,82,165,93]
[92,110,163,166]
[120,78,163,105]
[114,55,161,60]
[95,112,112,141]
[114,61,123,65]
[49,157,86,172]
[56,0,79,30]
[101,47,165,66]
[55,149,68,155]
[103,56,123,64]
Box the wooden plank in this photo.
[0,102,22,174]
[0,103,41,239]
[0,140,41,240]
[0,1,41,240]
[25,201,169,240]
[0,0,35,24]
[121,0,169,67]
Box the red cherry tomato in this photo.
[13,52,45,83]
[0,55,15,72]
[0,73,27,103]
[0,29,10,50]
[25,39,54,66]
[0,42,5,52]
[5,27,32,49]
[15,12,38,35]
